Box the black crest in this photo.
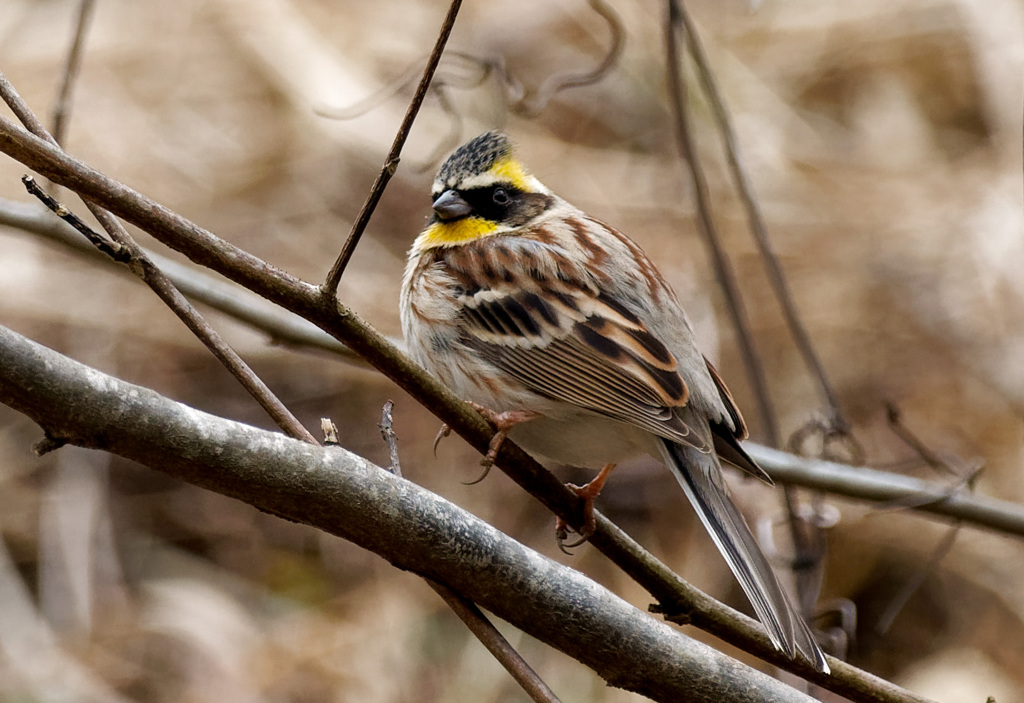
[436,131,513,185]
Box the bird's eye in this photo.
[492,187,511,206]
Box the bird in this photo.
[400,131,829,673]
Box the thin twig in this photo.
[21,177,127,261]
[427,580,563,703]
[663,1,779,445]
[873,524,960,636]
[879,402,984,511]
[379,400,402,477]
[51,0,96,147]
[514,0,624,117]
[1,71,317,445]
[885,402,976,478]
[21,177,317,444]
[672,2,851,440]
[320,0,464,297]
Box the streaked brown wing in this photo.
[446,237,710,452]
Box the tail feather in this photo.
[660,438,829,674]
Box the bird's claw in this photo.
[432,424,451,456]
[555,517,591,554]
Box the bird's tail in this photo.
[660,438,829,673]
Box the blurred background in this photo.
[1,0,1022,701]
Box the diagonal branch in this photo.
[427,580,562,703]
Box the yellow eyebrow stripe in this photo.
[488,156,533,191]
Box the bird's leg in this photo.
[556,463,616,552]
[463,402,540,484]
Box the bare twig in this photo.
[22,177,317,444]
[885,402,980,479]
[427,580,563,703]
[878,403,983,511]
[20,177,127,261]
[320,0,464,296]
[663,1,778,445]
[51,0,96,147]
[379,400,402,476]
[671,2,852,441]
[381,404,563,701]
[514,0,624,117]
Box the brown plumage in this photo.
[400,132,829,673]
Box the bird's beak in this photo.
[432,189,472,221]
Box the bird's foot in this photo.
[555,463,616,553]
[464,403,539,485]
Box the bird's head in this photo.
[414,132,555,250]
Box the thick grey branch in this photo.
[0,323,816,703]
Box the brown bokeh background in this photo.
[1,0,1022,701]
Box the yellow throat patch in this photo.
[416,216,500,249]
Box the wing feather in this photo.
[443,235,711,452]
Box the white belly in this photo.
[508,410,658,469]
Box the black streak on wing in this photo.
[519,291,560,327]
